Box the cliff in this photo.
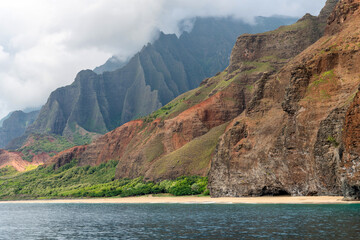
[209,0,360,198]
[48,3,334,182]
[0,110,39,149]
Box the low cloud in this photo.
[0,0,326,119]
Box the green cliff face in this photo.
[0,111,39,148]
[26,16,297,139]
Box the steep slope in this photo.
[209,0,360,198]
[93,56,128,74]
[0,110,39,148]
[48,2,334,182]
[27,16,296,140]
[0,112,12,127]
[0,149,42,171]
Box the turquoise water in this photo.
[0,203,360,239]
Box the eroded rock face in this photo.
[326,0,360,35]
[313,107,346,195]
[319,0,342,22]
[342,89,360,199]
[0,149,44,171]
[50,146,87,169]
[228,0,335,74]
[210,0,360,198]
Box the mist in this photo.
[0,0,327,119]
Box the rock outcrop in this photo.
[209,0,360,198]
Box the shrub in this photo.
[327,136,339,147]
[169,179,193,196]
[158,180,172,192]
[0,156,209,199]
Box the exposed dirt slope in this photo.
[0,150,43,171]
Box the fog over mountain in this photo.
[0,0,326,119]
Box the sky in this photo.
[0,0,327,119]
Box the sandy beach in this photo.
[1,195,359,204]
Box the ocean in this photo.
[0,203,359,239]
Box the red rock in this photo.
[0,149,37,171]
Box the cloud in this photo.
[0,0,327,119]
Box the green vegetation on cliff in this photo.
[17,133,91,162]
[142,56,272,123]
[0,160,208,200]
[152,124,227,177]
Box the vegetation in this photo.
[73,133,92,146]
[306,70,337,101]
[0,166,18,178]
[321,36,333,46]
[143,98,186,122]
[144,136,165,162]
[141,55,274,125]
[18,133,91,162]
[243,61,274,74]
[327,136,339,147]
[152,123,227,177]
[0,160,209,200]
[142,69,244,123]
[264,18,313,35]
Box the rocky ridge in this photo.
[0,110,39,149]
[24,17,296,144]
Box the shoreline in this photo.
[1,195,359,204]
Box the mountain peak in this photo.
[297,13,316,22]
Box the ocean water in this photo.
[0,203,359,239]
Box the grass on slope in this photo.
[0,166,18,179]
[142,71,239,122]
[242,61,274,74]
[263,18,315,35]
[18,133,91,162]
[305,69,338,101]
[152,123,228,177]
[143,56,276,123]
[0,160,209,200]
[144,135,165,163]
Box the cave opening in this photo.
[260,186,291,196]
